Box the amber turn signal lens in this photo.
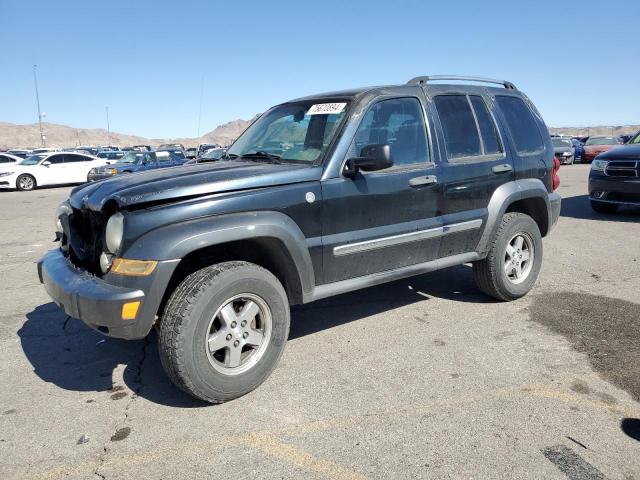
[121,301,141,320]
[110,258,157,276]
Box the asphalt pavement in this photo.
[1,164,639,479]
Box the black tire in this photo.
[158,261,290,403]
[590,201,618,214]
[16,174,36,191]
[473,212,543,301]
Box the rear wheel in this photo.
[473,212,543,301]
[158,261,290,403]
[16,174,36,191]
[590,200,618,214]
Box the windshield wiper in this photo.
[220,153,239,160]
[239,151,282,164]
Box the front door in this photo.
[321,96,441,284]
[38,153,67,185]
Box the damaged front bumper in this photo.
[37,248,178,339]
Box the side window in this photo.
[47,154,64,164]
[469,96,502,155]
[351,97,429,167]
[495,96,544,154]
[434,95,482,159]
[0,155,13,163]
[63,154,86,163]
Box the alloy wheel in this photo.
[205,293,272,375]
[504,232,534,284]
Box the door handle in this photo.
[409,175,438,187]
[492,164,513,174]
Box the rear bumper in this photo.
[37,248,178,339]
[549,192,562,231]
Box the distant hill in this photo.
[0,119,637,150]
[0,118,256,150]
[549,125,639,137]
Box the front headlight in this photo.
[55,201,72,233]
[591,159,608,172]
[0,171,15,177]
[562,151,572,156]
[105,212,124,253]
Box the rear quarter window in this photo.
[495,96,544,155]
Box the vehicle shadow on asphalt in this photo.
[621,418,640,442]
[560,194,640,221]
[290,264,496,339]
[19,265,491,406]
[18,303,208,408]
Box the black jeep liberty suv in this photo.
[39,76,561,403]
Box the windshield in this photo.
[19,154,47,165]
[585,137,618,146]
[629,132,640,144]
[226,100,349,163]
[117,152,143,164]
[552,138,572,148]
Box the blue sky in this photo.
[1,0,638,138]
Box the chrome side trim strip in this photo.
[333,219,482,257]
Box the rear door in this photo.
[427,91,513,257]
[62,154,92,183]
[321,96,441,283]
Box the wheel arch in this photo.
[124,211,315,311]
[476,179,552,255]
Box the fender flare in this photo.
[476,179,551,254]
[123,210,315,297]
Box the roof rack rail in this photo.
[407,75,517,90]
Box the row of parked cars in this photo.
[551,134,632,165]
[0,143,226,191]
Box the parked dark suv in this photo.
[38,76,561,403]
[589,130,640,213]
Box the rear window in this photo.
[434,95,481,159]
[495,96,544,154]
[434,94,503,160]
[469,96,502,155]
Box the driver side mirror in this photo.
[42,160,51,167]
[343,144,393,178]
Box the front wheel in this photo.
[16,174,36,191]
[473,212,543,301]
[158,261,290,403]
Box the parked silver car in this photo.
[552,137,574,165]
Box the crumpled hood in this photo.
[596,144,640,161]
[70,160,322,211]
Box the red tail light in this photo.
[552,156,561,191]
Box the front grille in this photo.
[67,208,107,274]
[605,161,639,177]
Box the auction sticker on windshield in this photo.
[307,103,347,115]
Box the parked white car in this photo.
[0,153,23,166]
[0,152,111,191]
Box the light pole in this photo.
[33,65,45,147]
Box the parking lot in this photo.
[1,163,639,479]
